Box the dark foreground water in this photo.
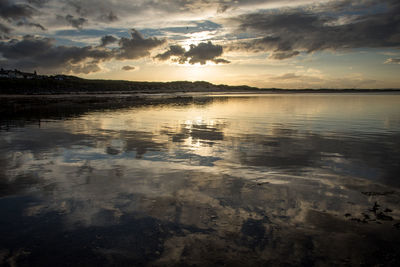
[1,93,400,266]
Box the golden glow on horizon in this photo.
[82,49,400,89]
[180,64,212,81]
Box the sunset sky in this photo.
[0,0,399,88]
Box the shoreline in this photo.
[2,91,399,115]
[1,89,400,98]
[1,77,400,96]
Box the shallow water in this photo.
[1,93,400,266]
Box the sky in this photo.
[0,0,399,89]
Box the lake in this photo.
[1,93,400,266]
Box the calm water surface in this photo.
[1,94,400,266]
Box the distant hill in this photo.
[0,68,399,94]
[0,69,259,94]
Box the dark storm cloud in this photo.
[26,0,49,7]
[0,23,11,39]
[55,0,311,28]
[228,0,400,59]
[154,45,185,61]
[0,0,35,21]
[62,0,217,17]
[0,0,49,35]
[100,35,118,47]
[0,35,111,73]
[98,11,118,22]
[64,14,87,29]
[309,0,387,13]
[155,41,230,65]
[0,35,53,58]
[0,29,165,74]
[185,42,230,65]
[61,0,123,23]
[121,65,135,71]
[16,21,46,31]
[116,29,166,60]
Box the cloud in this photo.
[0,35,111,73]
[0,0,397,85]
[155,41,230,65]
[0,0,35,21]
[16,21,46,31]
[116,29,166,60]
[27,0,49,7]
[100,35,118,47]
[267,72,325,88]
[269,51,300,60]
[154,45,186,61]
[212,58,230,64]
[64,14,87,29]
[0,22,11,34]
[56,0,142,25]
[0,29,165,74]
[31,0,317,34]
[121,65,135,71]
[384,58,400,64]
[185,42,226,65]
[0,0,45,34]
[228,0,400,59]
[0,35,54,58]
[264,71,382,89]
[98,11,118,22]
[217,4,229,13]
[270,73,301,80]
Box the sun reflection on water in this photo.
[1,94,400,265]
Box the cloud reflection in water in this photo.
[1,94,400,265]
